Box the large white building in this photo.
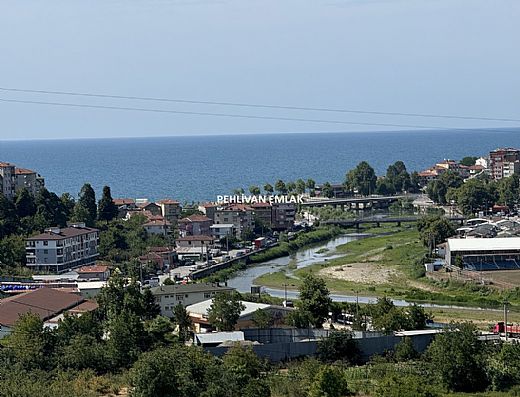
[150,283,235,317]
[26,224,100,273]
[446,237,520,271]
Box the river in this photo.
[227,234,500,312]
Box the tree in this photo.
[297,274,331,328]
[316,330,360,364]
[426,322,488,392]
[219,345,270,397]
[417,215,455,251]
[263,183,274,194]
[450,178,496,215]
[60,192,76,219]
[251,308,274,328]
[207,292,245,331]
[405,304,429,330]
[77,183,97,226]
[295,179,306,194]
[248,185,261,195]
[15,188,36,218]
[386,160,411,193]
[370,297,409,333]
[426,170,464,205]
[275,179,287,194]
[346,161,377,196]
[58,334,107,372]
[286,181,296,193]
[130,346,216,397]
[0,193,18,238]
[306,178,316,191]
[8,313,52,370]
[460,156,478,166]
[0,234,27,267]
[98,185,118,222]
[321,182,334,198]
[375,178,396,196]
[394,337,419,362]
[488,342,520,391]
[107,311,146,368]
[172,304,193,342]
[497,174,520,208]
[308,365,349,397]
[376,373,440,397]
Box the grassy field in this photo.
[254,225,520,309]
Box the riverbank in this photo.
[204,226,345,283]
[254,226,520,309]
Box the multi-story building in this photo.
[251,202,273,229]
[14,168,45,196]
[150,283,235,317]
[214,204,254,239]
[489,148,520,180]
[0,162,16,200]
[272,203,296,230]
[178,215,213,236]
[25,223,100,273]
[198,203,218,220]
[157,199,182,224]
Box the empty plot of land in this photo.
[318,262,398,284]
[480,270,520,288]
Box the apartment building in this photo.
[214,204,254,239]
[0,162,16,200]
[178,215,213,236]
[489,148,520,180]
[157,199,182,224]
[272,203,296,230]
[26,223,100,273]
[14,168,45,196]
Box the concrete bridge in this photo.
[301,195,409,210]
[322,215,465,229]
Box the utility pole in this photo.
[504,300,509,341]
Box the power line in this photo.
[0,86,519,123]
[0,97,448,130]
[1,97,519,135]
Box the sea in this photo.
[1,129,520,203]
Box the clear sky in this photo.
[0,0,519,140]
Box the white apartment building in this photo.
[26,224,100,273]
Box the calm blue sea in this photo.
[1,130,520,202]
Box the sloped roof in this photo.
[0,288,85,327]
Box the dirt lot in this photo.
[318,262,398,284]
[480,270,520,288]
[429,269,520,289]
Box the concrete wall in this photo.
[204,332,437,363]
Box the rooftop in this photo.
[180,215,212,223]
[14,168,37,175]
[77,265,109,274]
[157,199,180,205]
[186,299,271,318]
[448,237,520,252]
[113,198,136,206]
[0,288,85,327]
[176,235,214,241]
[150,283,234,295]
[27,226,99,241]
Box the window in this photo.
[43,241,48,246]
[176,294,184,301]
[43,249,48,254]
[204,293,211,299]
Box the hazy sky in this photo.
[0,0,519,140]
